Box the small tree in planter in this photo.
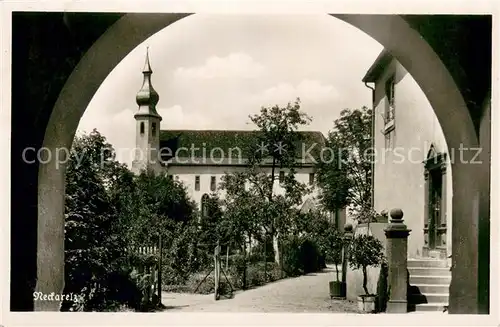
[325,228,345,298]
[348,234,384,313]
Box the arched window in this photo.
[140,122,145,135]
[201,193,210,218]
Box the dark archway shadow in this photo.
[162,304,190,310]
[406,269,426,312]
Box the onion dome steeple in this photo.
[135,47,162,120]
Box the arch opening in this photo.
[36,13,484,313]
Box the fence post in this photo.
[214,243,221,300]
[242,239,247,290]
[157,235,162,306]
[384,208,411,313]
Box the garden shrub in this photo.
[281,235,303,277]
[189,273,216,294]
[301,237,321,273]
[161,223,202,285]
[227,253,253,289]
[281,235,323,277]
[183,272,232,296]
[264,262,282,282]
[250,237,275,262]
[62,266,143,312]
[247,264,266,287]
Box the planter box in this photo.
[357,295,377,313]
[329,281,346,299]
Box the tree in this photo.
[292,208,336,270]
[63,129,136,311]
[324,228,344,281]
[218,172,262,251]
[127,170,201,284]
[348,234,384,295]
[135,170,197,224]
[246,98,312,264]
[63,129,202,310]
[198,193,224,246]
[316,107,373,220]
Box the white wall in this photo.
[372,60,453,259]
[165,165,318,208]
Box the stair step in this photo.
[408,259,448,268]
[415,303,448,312]
[408,267,451,276]
[410,284,449,293]
[410,275,451,285]
[409,293,449,304]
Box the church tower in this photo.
[132,48,163,175]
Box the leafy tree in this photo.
[135,170,197,224]
[63,130,136,311]
[291,208,337,270]
[218,172,262,251]
[198,193,224,246]
[348,234,384,295]
[244,98,312,263]
[316,107,373,220]
[324,228,344,281]
[163,220,200,284]
[126,171,201,284]
[63,129,201,310]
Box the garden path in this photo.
[160,265,360,313]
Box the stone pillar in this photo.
[341,223,354,289]
[384,208,411,313]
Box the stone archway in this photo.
[37,13,483,313]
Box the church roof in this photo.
[159,129,326,166]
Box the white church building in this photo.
[130,51,337,222]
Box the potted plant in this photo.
[326,228,346,299]
[348,234,385,313]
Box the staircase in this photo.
[408,258,450,312]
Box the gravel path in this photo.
[160,265,360,313]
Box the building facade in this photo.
[363,50,453,260]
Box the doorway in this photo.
[423,145,447,258]
[428,168,442,249]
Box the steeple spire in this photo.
[135,47,162,120]
[143,46,152,73]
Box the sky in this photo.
[77,14,383,167]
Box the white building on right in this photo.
[363,49,453,260]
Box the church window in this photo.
[384,76,395,133]
[279,171,285,183]
[201,193,209,218]
[309,173,315,185]
[210,176,216,191]
[195,176,200,191]
[140,122,145,135]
